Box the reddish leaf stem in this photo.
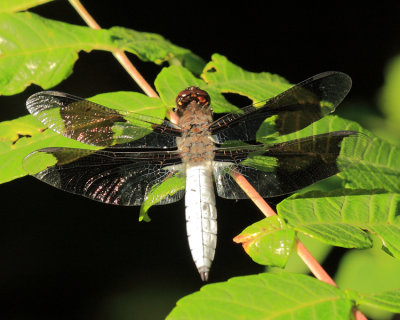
[295,240,336,287]
[231,170,368,319]
[232,170,335,283]
[68,0,159,99]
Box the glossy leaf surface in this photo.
[233,216,295,267]
[167,273,353,320]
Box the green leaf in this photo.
[356,289,400,314]
[110,27,205,74]
[0,91,164,182]
[0,114,95,183]
[88,91,165,117]
[278,191,400,259]
[0,12,115,95]
[201,54,292,113]
[154,54,292,114]
[139,173,185,222]
[339,136,400,193]
[154,65,205,110]
[0,0,53,13]
[233,216,295,267]
[166,273,354,320]
[0,12,204,95]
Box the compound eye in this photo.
[196,95,209,105]
[175,86,211,110]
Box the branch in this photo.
[68,0,159,98]
[231,170,368,320]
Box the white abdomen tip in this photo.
[185,163,217,281]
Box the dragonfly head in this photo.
[175,86,211,115]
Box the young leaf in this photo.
[278,191,400,259]
[166,273,354,320]
[233,215,295,267]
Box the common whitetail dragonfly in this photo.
[24,71,358,281]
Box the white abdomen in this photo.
[185,161,217,281]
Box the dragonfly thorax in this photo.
[176,100,214,164]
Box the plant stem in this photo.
[354,310,368,320]
[295,240,336,286]
[231,171,337,284]
[231,170,368,319]
[231,171,336,279]
[67,0,159,98]
[231,171,277,217]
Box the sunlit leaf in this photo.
[139,173,185,222]
[0,12,113,95]
[339,136,400,193]
[278,191,400,259]
[110,27,205,74]
[201,54,291,113]
[233,215,295,267]
[0,12,204,95]
[154,54,292,114]
[154,65,204,111]
[167,273,354,320]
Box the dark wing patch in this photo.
[26,91,181,148]
[23,147,185,206]
[210,72,352,143]
[213,131,360,199]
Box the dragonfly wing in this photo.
[210,72,352,143]
[213,131,362,199]
[26,91,181,148]
[23,147,185,206]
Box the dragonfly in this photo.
[24,71,358,281]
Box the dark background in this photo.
[1,1,400,319]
